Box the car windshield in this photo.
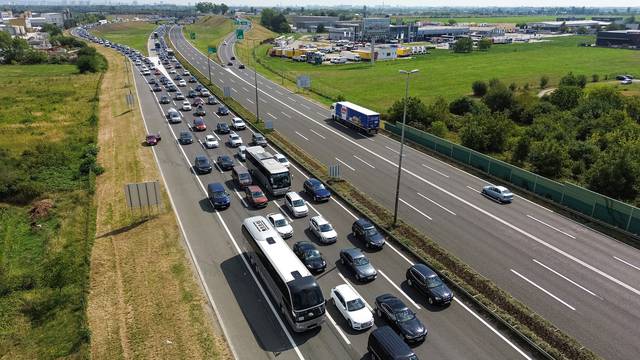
[305,249,321,259]
[213,190,226,198]
[292,199,304,207]
[239,173,250,180]
[427,276,444,288]
[395,309,415,322]
[319,223,333,232]
[353,256,369,266]
[252,191,264,198]
[314,183,325,190]
[347,299,365,312]
[197,158,209,165]
[271,172,291,189]
[274,219,287,227]
[278,158,287,163]
[230,135,238,140]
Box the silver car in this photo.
[481,185,513,203]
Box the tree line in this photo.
[195,2,229,15]
[260,8,291,33]
[386,73,640,204]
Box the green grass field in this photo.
[183,15,234,61]
[91,21,156,56]
[253,36,640,111]
[0,64,101,359]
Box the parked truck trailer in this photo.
[330,101,380,135]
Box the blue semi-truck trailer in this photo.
[330,101,380,135]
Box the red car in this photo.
[154,69,161,75]
[193,117,207,131]
[245,185,268,208]
[145,133,161,146]
[192,97,205,106]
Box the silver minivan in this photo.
[166,108,181,124]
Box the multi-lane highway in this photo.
[84,27,545,359]
[167,24,640,360]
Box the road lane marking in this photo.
[232,88,238,93]
[527,215,575,239]
[421,164,449,178]
[533,259,601,299]
[300,103,310,110]
[267,112,277,119]
[242,87,249,92]
[417,193,456,216]
[337,273,373,311]
[273,200,293,222]
[353,155,375,168]
[246,98,254,104]
[399,199,432,220]
[309,129,326,139]
[233,189,248,207]
[510,269,575,311]
[316,111,325,117]
[281,112,291,118]
[614,256,640,272]
[385,145,402,155]
[325,312,351,345]
[466,186,479,193]
[378,270,420,309]
[287,96,297,102]
[335,157,355,171]
[295,131,309,141]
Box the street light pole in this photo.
[253,39,260,123]
[392,69,419,227]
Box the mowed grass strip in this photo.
[88,44,231,360]
[183,15,234,63]
[91,21,157,56]
[251,35,640,110]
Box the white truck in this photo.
[340,51,361,62]
[330,57,347,64]
[292,54,307,62]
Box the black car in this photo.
[148,77,156,84]
[167,85,177,92]
[189,76,198,83]
[340,248,377,282]
[238,64,245,69]
[368,326,417,360]
[293,241,327,273]
[194,105,206,116]
[207,95,218,105]
[159,95,170,104]
[175,74,182,80]
[178,131,193,145]
[194,155,213,174]
[227,61,233,66]
[251,133,267,147]
[216,122,230,134]
[375,294,427,343]
[152,84,162,92]
[217,155,234,171]
[230,56,236,60]
[195,84,204,92]
[217,106,230,116]
[406,264,453,305]
[188,90,198,98]
[352,218,385,249]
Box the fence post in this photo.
[626,208,634,231]
[487,161,492,175]
[591,201,596,217]
[533,175,538,194]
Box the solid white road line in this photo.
[399,199,432,220]
[246,98,254,104]
[233,189,249,207]
[273,200,293,222]
[378,270,421,309]
[295,131,309,141]
[613,256,640,272]
[421,164,450,178]
[337,273,373,311]
[325,312,351,345]
[212,131,221,141]
[353,155,375,168]
[527,215,575,239]
[533,259,601,299]
[510,269,575,311]
[309,129,326,139]
[417,193,456,216]
[335,157,355,171]
[267,112,277,119]
[333,198,358,220]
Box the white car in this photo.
[331,284,373,331]
[267,213,293,238]
[141,69,150,75]
[228,132,243,147]
[204,134,219,149]
[231,117,246,130]
[201,89,211,97]
[237,145,247,160]
[309,216,337,244]
[168,68,176,74]
[274,153,290,168]
[182,70,191,76]
[178,79,187,87]
[181,100,192,111]
[285,192,308,218]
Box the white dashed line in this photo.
[416,193,456,216]
[309,129,326,139]
[295,131,309,141]
[353,155,375,169]
[421,164,449,178]
[527,215,575,239]
[614,256,640,272]
[335,157,355,171]
[399,199,432,220]
[511,269,575,311]
[378,270,420,309]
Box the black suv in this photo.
[340,248,377,282]
[179,131,193,145]
[194,155,212,174]
[216,122,230,134]
[375,294,427,343]
[406,264,453,305]
[352,218,385,249]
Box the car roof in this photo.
[180,131,191,136]
[306,178,321,185]
[355,218,373,227]
[295,241,315,251]
[495,185,510,192]
[208,182,224,191]
[342,247,364,258]
[377,293,407,312]
[268,213,285,221]
[311,215,328,224]
[247,185,261,192]
[195,155,207,160]
[334,284,360,302]
[205,134,215,139]
[411,263,437,278]
[194,118,204,123]
[219,154,231,160]
[287,191,302,200]
[274,153,285,159]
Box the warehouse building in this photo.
[292,16,338,31]
[596,30,640,49]
[416,25,469,39]
[528,20,610,32]
[327,26,357,41]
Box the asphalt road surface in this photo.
[95,27,546,360]
[166,24,640,360]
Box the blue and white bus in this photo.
[242,216,325,332]
[245,146,291,196]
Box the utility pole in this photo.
[252,39,260,123]
[393,69,419,227]
[207,50,212,85]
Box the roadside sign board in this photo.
[190,32,196,39]
[329,164,341,178]
[208,46,217,54]
[265,120,273,129]
[296,75,311,89]
[223,86,231,97]
[235,29,244,40]
[124,181,161,209]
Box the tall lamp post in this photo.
[253,38,261,124]
[392,69,419,227]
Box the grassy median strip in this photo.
[182,15,234,64]
[87,44,231,360]
[168,30,600,360]
[91,21,157,56]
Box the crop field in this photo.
[91,21,156,56]
[183,15,234,61]
[252,36,640,111]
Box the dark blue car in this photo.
[303,178,331,202]
[207,182,230,209]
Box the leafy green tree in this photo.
[511,135,531,163]
[261,8,290,33]
[21,50,48,64]
[539,75,549,89]
[577,26,588,34]
[316,24,325,33]
[430,121,447,137]
[591,74,599,82]
[549,86,582,110]
[471,80,487,97]
[76,53,107,73]
[453,37,473,53]
[448,19,457,25]
[520,101,557,125]
[41,23,62,36]
[387,96,428,127]
[460,110,512,152]
[586,141,640,201]
[528,140,568,178]
[478,38,492,51]
[625,96,640,123]
[449,96,474,115]
[482,82,515,113]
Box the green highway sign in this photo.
[235,29,244,40]
[208,46,217,54]
[190,32,196,39]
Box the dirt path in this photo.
[537,87,556,97]
[88,44,231,360]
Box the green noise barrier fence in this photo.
[385,122,640,237]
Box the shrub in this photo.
[592,74,599,82]
[449,96,474,116]
[539,75,549,89]
[430,121,447,137]
[471,80,487,97]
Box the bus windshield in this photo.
[270,172,291,189]
[291,286,324,310]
